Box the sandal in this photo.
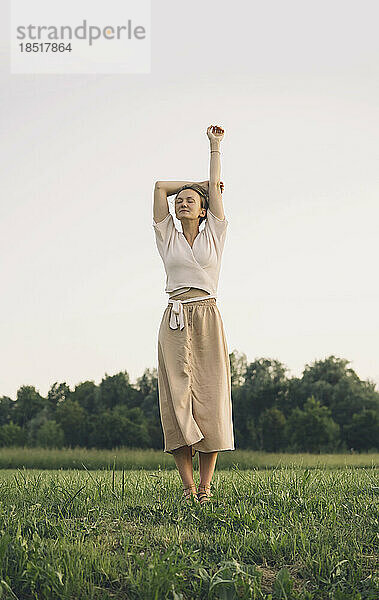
[182,483,199,504]
[197,484,212,505]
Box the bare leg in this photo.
[199,451,218,486]
[172,445,194,487]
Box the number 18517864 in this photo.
[19,42,72,52]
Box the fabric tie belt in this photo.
[168,294,217,330]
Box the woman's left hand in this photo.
[207,124,225,142]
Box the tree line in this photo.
[0,354,378,452]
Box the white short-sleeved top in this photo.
[153,209,228,297]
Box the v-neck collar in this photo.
[179,230,205,270]
[180,231,200,250]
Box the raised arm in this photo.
[207,125,225,220]
[153,180,205,223]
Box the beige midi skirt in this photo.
[157,296,235,456]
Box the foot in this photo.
[182,483,199,504]
[197,484,212,505]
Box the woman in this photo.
[153,124,235,505]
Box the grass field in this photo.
[0,447,378,471]
[0,450,378,599]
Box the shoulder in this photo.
[153,212,176,242]
[205,209,229,240]
[153,211,173,227]
[207,209,228,223]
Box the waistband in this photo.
[167,295,217,330]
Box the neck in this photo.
[181,218,200,242]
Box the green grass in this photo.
[0,447,378,471]
[0,461,378,598]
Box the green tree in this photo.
[0,396,14,426]
[26,405,54,446]
[231,386,252,449]
[330,377,378,431]
[36,420,64,448]
[230,350,247,387]
[136,368,158,397]
[55,399,87,447]
[137,370,163,450]
[89,406,151,449]
[290,355,379,448]
[302,355,352,386]
[0,422,26,446]
[286,396,340,452]
[244,358,289,420]
[99,372,139,410]
[13,386,46,428]
[258,407,287,452]
[71,380,99,413]
[47,382,71,411]
[343,409,379,451]
[245,416,260,450]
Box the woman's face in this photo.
[175,190,206,223]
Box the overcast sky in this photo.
[1,0,378,399]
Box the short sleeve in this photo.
[153,212,175,244]
[205,209,228,242]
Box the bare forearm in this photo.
[155,181,204,196]
[209,140,221,185]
